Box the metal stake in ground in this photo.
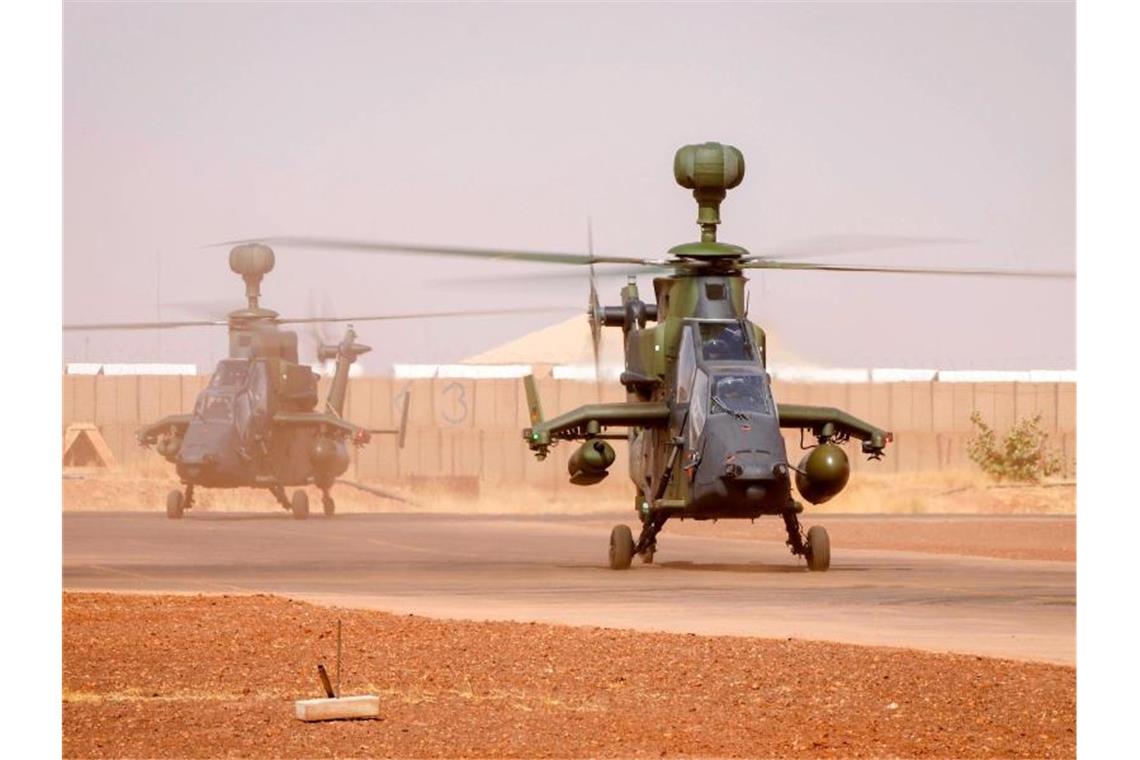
[295,616,378,721]
[316,664,335,699]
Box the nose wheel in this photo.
[321,492,335,517]
[783,509,830,571]
[609,512,669,569]
[166,490,184,519]
[609,525,635,570]
[166,484,194,519]
[805,525,831,572]
[290,490,310,520]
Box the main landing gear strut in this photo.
[607,504,831,572]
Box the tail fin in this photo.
[320,326,371,417]
[523,374,544,426]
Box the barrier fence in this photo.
[62,375,1076,487]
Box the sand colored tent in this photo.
[63,423,118,468]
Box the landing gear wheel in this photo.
[609,525,634,570]
[805,525,831,572]
[641,547,655,564]
[291,490,310,520]
[322,494,335,517]
[165,490,184,520]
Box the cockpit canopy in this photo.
[195,392,235,422]
[698,322,755,362]
[676,319,761,402]
[711,373,773,416]
[675,320,774,448]
[209,360,250,390]
[195,360,272,441]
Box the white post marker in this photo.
[294,695,380,722]
[294,619,380,721]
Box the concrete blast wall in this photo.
[62,376,1077,489]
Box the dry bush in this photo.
[967,411,1063,483]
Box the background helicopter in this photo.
[235,140,1074,566]
[63,243,560,519]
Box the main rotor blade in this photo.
[161,298,239,319]
[752,234,970,261]
[217,236,657,267]
[63,318,228,332]
[276,306,574,325]
[740,260,1075,278]
[586,218,602,399]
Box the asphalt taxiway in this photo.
[63,512,1075,664]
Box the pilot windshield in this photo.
[197,393,235,422]
[711,374,772,415]
[699,323,753,362]
[209,360,250,389]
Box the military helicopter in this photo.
[238,141,1074,566]
[63,243,561,519]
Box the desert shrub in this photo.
[966,411,1063,483]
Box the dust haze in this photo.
[63,2,1074,373]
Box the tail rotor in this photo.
[586,219,604,399]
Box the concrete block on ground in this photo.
[294,695,379,722]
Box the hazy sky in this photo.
[63,1,1074,372]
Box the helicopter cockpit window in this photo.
[675,329,698,403]
[699,322,753,362]
[209,360,250,389]
[710,373,774,416]
[196,393,235,422]
[241,361,272,440]
[247,361,270,413]
[688,369,710,450]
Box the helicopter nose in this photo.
[721,453,786,482]
[175,448,218,479]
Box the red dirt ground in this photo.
[63,592,1075,759]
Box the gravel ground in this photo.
[63,593,1075,759]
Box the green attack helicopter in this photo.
[64,243,560,519]
[240,141,1074,567]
